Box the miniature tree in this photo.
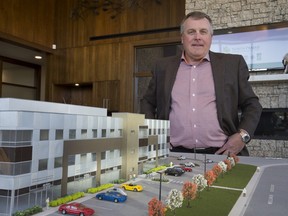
[217,161,227,177]
[223,159,232,171]
[181,181,197,208]
[230,153,240,164]
[205,170,216,189]
[212,164,222,179]
[166,189,183,216]
[191,174,207,194]
[148,197,166,216]
[227,156,235,167]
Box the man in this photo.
[140,11,262,156]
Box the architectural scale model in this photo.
[0,98,170,215]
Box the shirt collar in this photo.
[181,51,210,64]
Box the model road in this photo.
[47,176,192,216]
[42,155,288,216]
[243,164,288,216]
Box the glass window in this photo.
[38,159,48,171]
[81,129,87,138]
[1,62,40,100]
[54,157,62,168]
[40,130,49,140]
[68,155,75,166]
[254,109,288,140]
[92,153,96,161]
[0,130,32,146]
[0,161,31,175]
[101,152,106,160]
[0,146,32,162]
[55,130,63,140]
[69,129,76,139]
[134,43,182,113]
[92,129,97,138]
[101,129,106,137]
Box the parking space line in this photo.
[268,194,273,205]
[270,184,274,193]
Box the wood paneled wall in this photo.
[0,0,55,49]
[50,0,185,113]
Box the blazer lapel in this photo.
[209,51,225,127]
[164,55,181,117]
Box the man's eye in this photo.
[187,31,196,35]
[200,30,208,35]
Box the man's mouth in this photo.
[192,44,203,47]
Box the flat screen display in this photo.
[211,26,288,71]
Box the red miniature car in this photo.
[173,165,192,172]
[58,202,95,216]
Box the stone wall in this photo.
[185,0,288,28]
[186,0,288,158]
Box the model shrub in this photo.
[144,165,167,174]
[87,183,114,193]
[112,179,126,184]
[13,205,42,216]
[49,192,85,207]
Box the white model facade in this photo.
[0,98,169,215]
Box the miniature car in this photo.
[164,167,184,176]
[121,183,143,192]
[205,159,214,163]
[184,162,196,167]
[173,165,192,172]
[58,202,95,216]
[96,191,127,203]
[177,155,186,160]
[109,187,128,196]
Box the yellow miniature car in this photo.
[121,183,143,192]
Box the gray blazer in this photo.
[140,51,262,138]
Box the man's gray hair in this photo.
[180,11,213,35]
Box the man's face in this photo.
[181,17,213,63]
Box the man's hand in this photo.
[215,132,245,155]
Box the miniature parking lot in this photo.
[37,153,288,216]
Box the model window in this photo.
[54,157,62,168]
[55,130,63,140]
[0,130,32,146]
[68,155,75,165]
[38,159,48,171]
[81,129,87,138]
[0,146,32,162]
[101,129,106,137]
[101,152,106,160]
[92,153,96,161]
[92,129,97,138]
[40,130,49,141]
[69,129,76,139]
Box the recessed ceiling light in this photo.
[35,55,42,59]
[75,83,80,86]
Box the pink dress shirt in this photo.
[169,53,228,149]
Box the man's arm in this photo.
[140,73,157,119]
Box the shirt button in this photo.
[194,124,197,128]
[192,108,196,111]
[192,93,195,97]
[193,65,196,68]
[192,78,196,82]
